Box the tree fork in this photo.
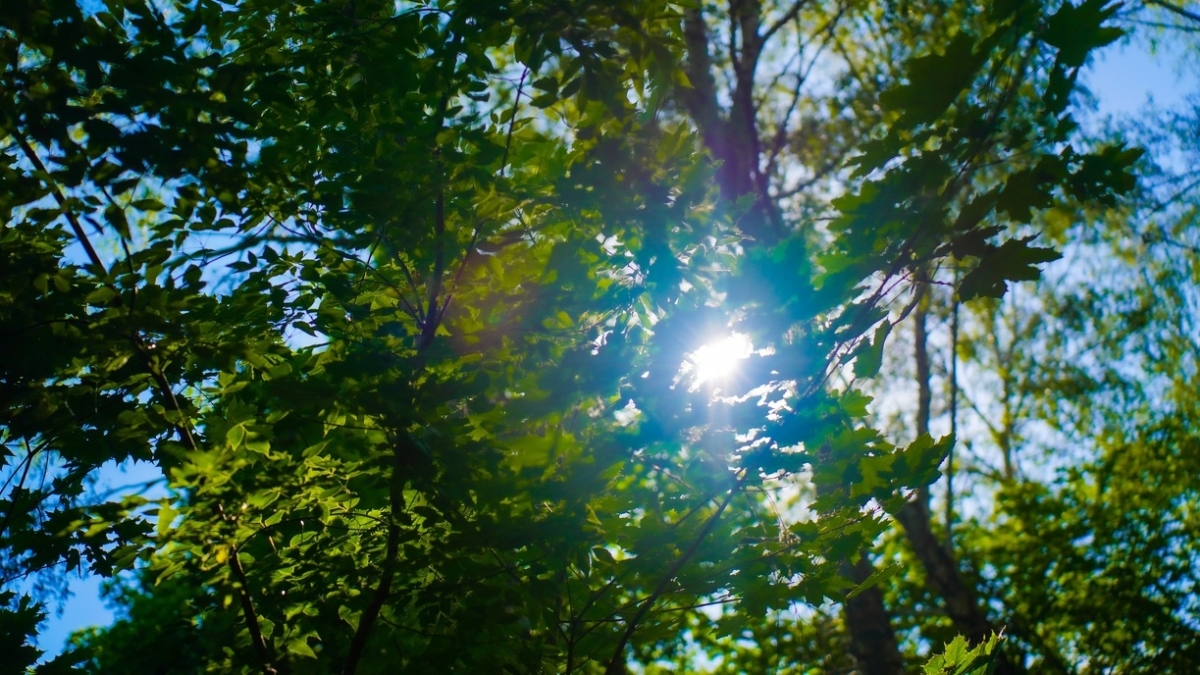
[679,5,781,246]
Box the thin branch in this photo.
[0,442,38,539]
[765,5,846,184]
[420,191,446,348]
[14,94,281,675]
[761,0,814,46]
[417,30,463,348]
[453,68,527,287]
[1127,17,1200,31]
[336,243,423,319]
[142,347,277,675]
[391,239,427,320]
[603,478,741,674]
[219,505,280,675]
[341,450,406,675]
[13,132,105,272]
[499,69,526,180]
[947,273,959,553]
[1146,0,1200,23]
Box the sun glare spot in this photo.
[687,333,753,389]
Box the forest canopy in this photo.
[1,0,1196,674]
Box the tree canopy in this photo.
[1,1,1183,674]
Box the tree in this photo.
[935,71,1200,673]
[0,1,1137,673]
[843,7,1200,673]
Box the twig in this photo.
[0,442,37,539]
[340,450,406,675]
[603,478,741,674]
[219,505,280,675]
[946,272,959,553]
[14,132,105,272]
[14,98,288,675]
[452,68,527,287]
[761,0,814,46]
[1146,0,1200,23]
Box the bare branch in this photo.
[1146,0,1200,23]
[761,0,814,46]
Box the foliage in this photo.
[951,95,1200,672]
[0,0,1142,673]
[854,10,1200,673]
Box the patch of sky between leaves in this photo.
[1081,35,1193,119]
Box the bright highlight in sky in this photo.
[687,333,753,389]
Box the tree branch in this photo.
[1146,0,1200,23]
[680,8,725,142]
[453,68,527,288]
[0,443,38,540]
[421,190,446,349]
[219,504,280,675]
[603,480,739,674]
[341,440,408,675]
[761,0,814,46]
[842,552,906,674]
[13,132,105,272]
[17,123,279,674]
[947,277,959,553]
[896,282,1024,675]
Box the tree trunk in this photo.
[897,286,1026,675]
[679,5,781,246]
[842,553,907,675]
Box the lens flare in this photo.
[688,333,753,389]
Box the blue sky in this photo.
[26,24,1199,659]
[1084,35,1193,116]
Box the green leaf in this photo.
[156,501,177,539]
[846,562,904,599]
[958,237,1061,301]
[286,638,316,659]
[85,286,120,305]
[226,424,246,449]
[853,321,893,379]
[924,633,1001,674]
[338,605,361,631]
[1043,0,1123,68]
[530,77,558,94]
[879,33,987,128]
[529,93,558,108]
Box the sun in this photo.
[687,333,753,389]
